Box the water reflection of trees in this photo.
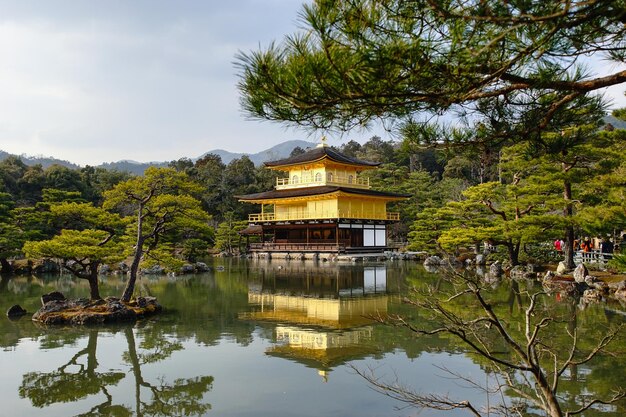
[18,326,214,416]
[396,270,626,416]
[6,262,626,415]
[19,329,125,413]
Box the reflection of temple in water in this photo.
[243,263,391,381]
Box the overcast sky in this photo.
[1,1,625,166]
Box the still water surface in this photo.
[0,260,624,416]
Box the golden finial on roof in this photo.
[316,136,329,148]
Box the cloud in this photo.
[0,1,306,165]
[0,1,623,166]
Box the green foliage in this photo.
[44,165,86,196]
[23,202,126,299]
[41,188,86,203]
[237,0,625,132]
[214,214,248,254]
[519,243,564,265]
[613,108,626,121]
[610,254,626,272]
[0,193,23,265]
[18,327,214,416]
[408,104,626,266]
[24,229,123,262]
[79,166,133,204]
[408,207,458,253]
[104,167,211,300]
[575,129,626,236]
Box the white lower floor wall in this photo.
[363,225,386,247]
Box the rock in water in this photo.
[141,265,165,275]
[32,297,162,325]
[118,262,129,273]
[7,304,27,318]
[489,261,503,277]
[573,263,589,283]
[41,291,66,305]
[195,262,210,272]
[556,261,568,275]
[423,256,442,266]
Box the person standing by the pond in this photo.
[601,238,614,259]
[580,237,593,261]
[580,237,593,252]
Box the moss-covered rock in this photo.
[32,296,162,325]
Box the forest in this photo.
[1,106,625,279]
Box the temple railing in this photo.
[573,250,614,267]
[249,211,400,222]
[249,242,346,253]
[275,175,370,190]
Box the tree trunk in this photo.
[124,327,144,417]
[122,206,144,302]
[86,329,99,373]
[123,238,143,302]
[0,257,13,274]
[535,371,563,417]
[88,265,102,300]
[0,274,9,293]
[563,179,575,269]
[506,241,520,266]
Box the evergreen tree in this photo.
[23,203,125,300]
[214,213,248,255]
[237,0,625,132]
[103,168,210,302]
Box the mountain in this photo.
[603,115,626,130]
[97,160,169,175]
[0,151,80,170]
[0,139,317,175]
[97,140,317,174]
[199,140,316,165]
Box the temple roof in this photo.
[264,146,380,169]
[237,185,410,201]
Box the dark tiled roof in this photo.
[264,146,380,168]
[238,224,263,235]
[237,186,410,201]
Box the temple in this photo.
[238,138,408,255]
[240,262,391,380]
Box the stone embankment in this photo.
[541,263,626,303]
[249,250,427,262]
[422,255,626,304]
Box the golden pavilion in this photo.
[240,263,390,380]
[238,139,408,254]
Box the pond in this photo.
[1,260,625,416]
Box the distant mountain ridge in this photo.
[0,140,317,175]
[0,150,81,170]
[604,115,626,130]
[198,140,316,166]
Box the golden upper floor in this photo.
[237,140,409,222]
[265,141,378,191]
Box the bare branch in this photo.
[565,389,626,416]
